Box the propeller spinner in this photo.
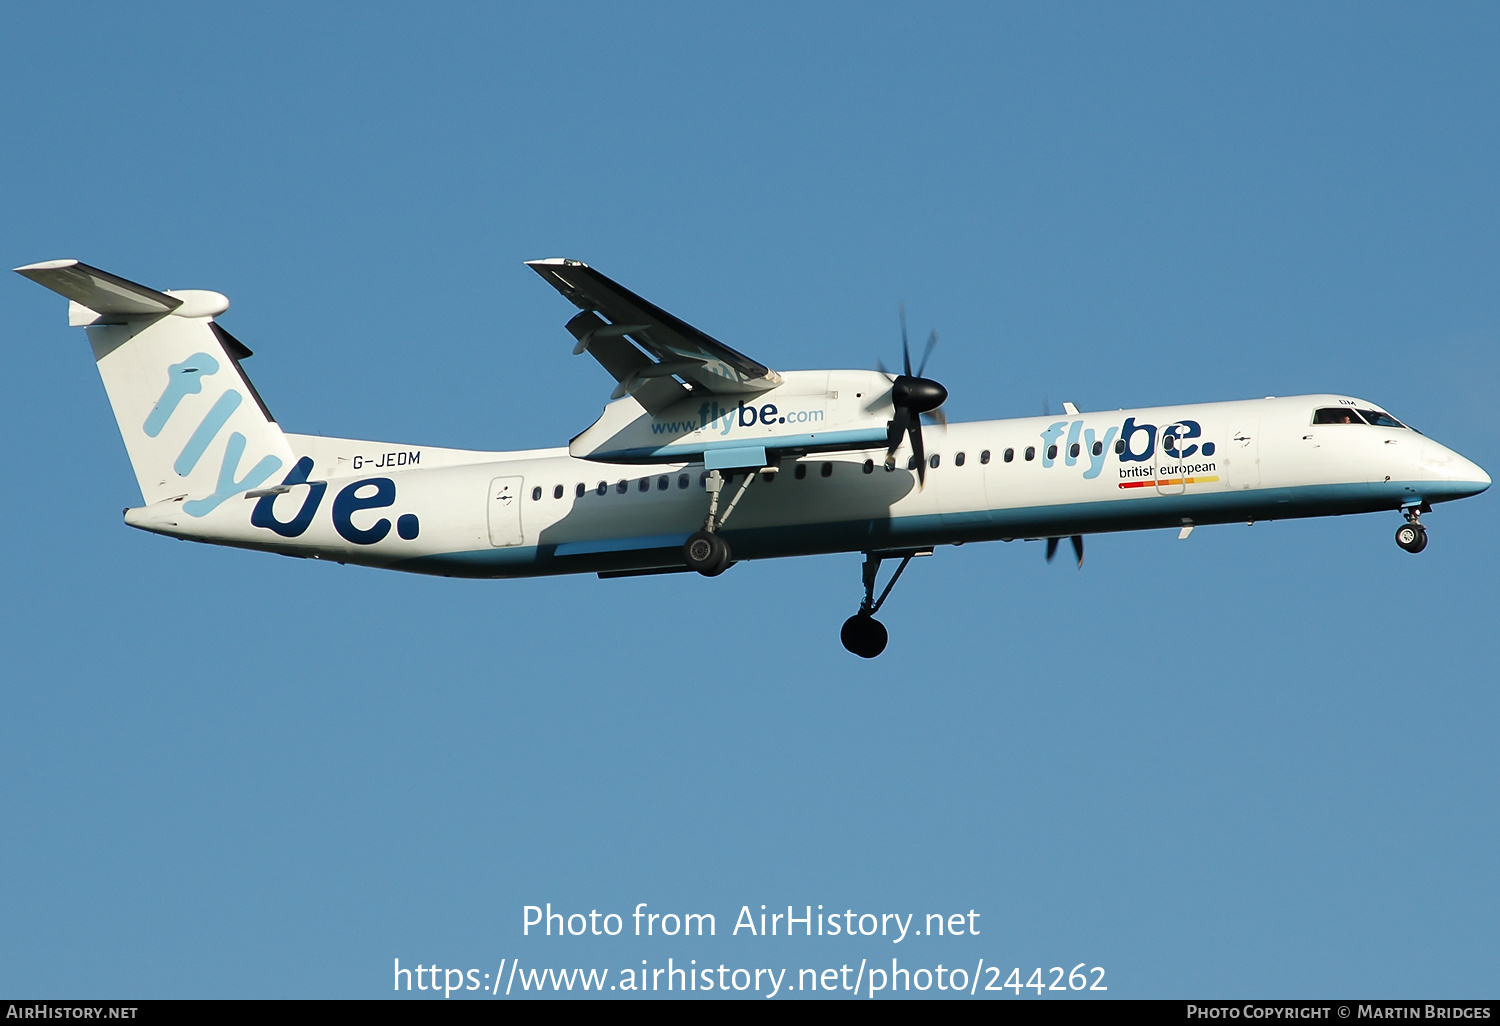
[881,309,948,486]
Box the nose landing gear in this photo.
[1395,505,1428,554]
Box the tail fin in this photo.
[16,260,293,513]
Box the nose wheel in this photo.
[1395,522,1427,553]
[1395,505,1428,553]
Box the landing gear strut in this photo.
[1395,506,1428,554]
[683,469,760,576]
[840,549,928,658]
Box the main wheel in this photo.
[1395,523,1427,553]
[684,530,731,576]
[840,613,888,658]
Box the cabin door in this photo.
[1223,417,1261,491]
[487,476,525,547]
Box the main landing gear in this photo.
[683,468,761,576]
[1395,505,1428,554]
[840,549,929,658]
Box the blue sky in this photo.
[1,2,1496,998]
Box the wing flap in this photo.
[564,311,689,416]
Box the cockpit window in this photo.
[1358,409,1406,429]
[1312,407,1363,425]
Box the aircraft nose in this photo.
[1422,440,1491,498]
[1462,457,1492,494]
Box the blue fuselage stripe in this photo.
[391,478,1469,579]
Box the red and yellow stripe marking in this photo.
[1118,475,1220,489]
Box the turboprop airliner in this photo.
[16,258,1490,657]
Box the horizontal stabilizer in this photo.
[14,259,182,318]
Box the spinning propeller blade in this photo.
[900,304,912,377]
[880,309,947,489]
[885,406,911,459]
[1046,536,1085,567]
[908,415,926,487]
[916,329,937,378]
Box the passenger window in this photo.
[1092,441,1103,457]
[531,486,542,501]
[616,480,628,494]
[1025,446,1036,461]
[954,451,965,467]
[1114,439,1125,454]
[553,484,564,499]
[908,455,921,470]
[794,463,807,479]
[762,471,776,483]
[597,481,607,496]
[638,478,650,492]
[863,459,874,474]
[678,474,690,489]
[821,461,833,477]
[1313,407,1362,425]
[929,454,941,469]
[1046,445,1058,460]
[1004,448,1014,463]
[980,450,991,465]
[699,472,709,486]
[658,475,669,490]
[1069,443,1080,458]
[1358,409,1405,428]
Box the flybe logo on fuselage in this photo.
[1035,416,1220,487]
[650,400,826,437]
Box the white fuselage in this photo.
[125,393,1490,577]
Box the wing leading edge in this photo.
[528,259,782,415]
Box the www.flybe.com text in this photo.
[651,401,825,436]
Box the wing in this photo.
[528,259,782,415]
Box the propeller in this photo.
[1045,535,1085,568]
[880,307,948,487]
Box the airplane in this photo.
[16,257,1491,657]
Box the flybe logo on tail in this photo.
[144,353,282,516]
